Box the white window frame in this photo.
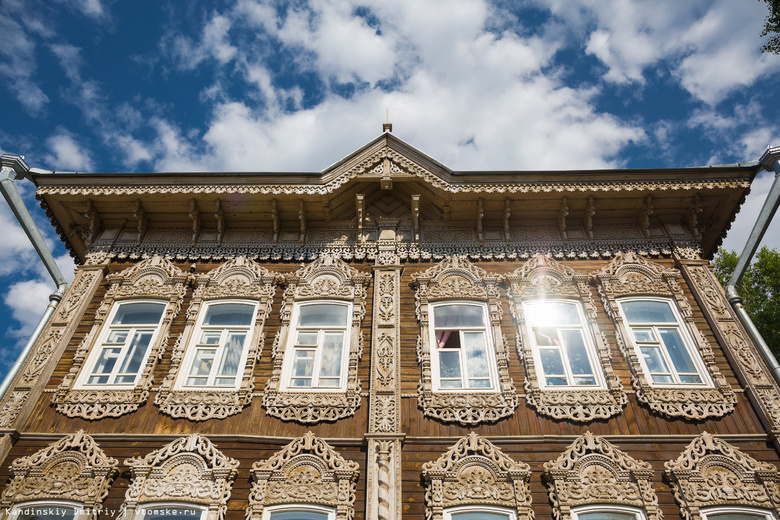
[522,299,606,390]
[174,299,260,390]
[8,500,86,520]
[443,505,516,520]
[428,301,499,392]
[572,505,646,520]
[134,502,208,520]
[701,507,777,520]
[280,300,353,392]
[262,504,336,520]
[617,296,712,388]
[75,299,167,390]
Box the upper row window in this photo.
[75,295,711,394]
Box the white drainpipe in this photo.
[725,146,780,384]
[0,154,69,401]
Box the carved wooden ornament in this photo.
[543,432,661,520]
[665,432,780,520]
[591,252,736,420]
[155,257,280,421]
[506,255,626,422]
[0,430,118,520]
[262,255,370,423]
[247,431,359,520]
[422,432,533,520]
[412,256,517,425]
[53,256,189,420]
[119,434,239,520]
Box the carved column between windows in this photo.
[366,243,403,520]
[0,264,104,451]
[678,259,780,436]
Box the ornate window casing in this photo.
[591,252,736,419]
[665,432,780,520]
[701,507,777,520]
[54,256,188,420]
[0,430,118,520]
[246,431,359,520]
[262,504,336,520]
[155,257,279,421]
[543,432,662,520]
[263,256,369,423]
[412,256,517,425]
[119,434,239,520]
[506,255,626,422]
[421,432,533,520]
[444,505,516,520]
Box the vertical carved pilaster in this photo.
[679,259,780,433]
[367,261,403,520]
[0,265,104,430]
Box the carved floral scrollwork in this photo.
[591,252,736,420]
[506,255,626,422]
[247,431,359,520]
[665,432,780,520]
[543,432,662,520]
[119,434,238,520]
[155,257,280,421]
[412,256,517,425]
[422,432,533,520]
[263,255,370,423]
[0,430,118,520]
[53,256,189,420]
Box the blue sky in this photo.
[1,0,780,380]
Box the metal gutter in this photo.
[0,154,68,401]
[726,146,780,384]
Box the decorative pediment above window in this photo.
[120,434,239,520]
[591,253,736,420]
[54,256,188,420]
[0,430,118,520]
[247,431,359,520]
[506,255,626,422]
[412,256,517,425]
[665,432,780,520]
[156,257,280,421]
[543,432,661,520]
[263,255,370,423]
[422,432,533,520]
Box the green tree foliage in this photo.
[760,0,780,54]
[713,247,780,356]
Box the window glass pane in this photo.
[433,305,484,327]
[440,379,463,389]
[436,330,461,349]
[578,512,637,520]
[189,349,215,377]
[708,514,767,520]
[561,329,593,376]
[112,302,165,325]
[15,506,76,520]
[463,332,489,378]
[540,349,565,380]
[622,300,676,324]
[319,333,344,378]
[452,513,510,520]
[533,327,559,346]
[658,328,697,374]
[106,330,128,343]
[270,511,329,520]
[632,328,656,342]
[199,331,222,345]
[92,348,120,375]
[296,332,318,346]
[439,351,462,379]
[298,304,349,327]
[293,350,315,377]
[525,301,581,326]
[117,331,154,376]
[143,507,203,520]
[203,303,255,326]
[641,346,669,374]
[217,332,246,378]
[680,374,703,384]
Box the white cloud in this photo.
[43,129,95,171]
[166,14,238,70]
[0,13,49,114]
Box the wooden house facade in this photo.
[1,132,780,520]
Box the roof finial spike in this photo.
[383,108,393,133]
